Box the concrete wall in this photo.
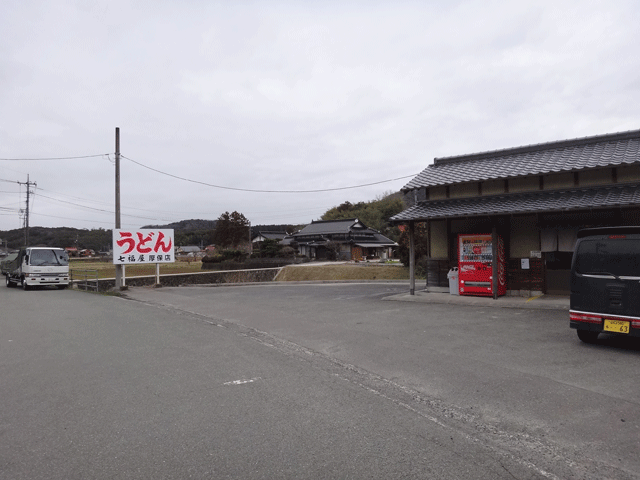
[578,168,613,186]
[429,220,448,259]
[543,172,573,190]
[78,268,282,292]
[481,179,505,195]
[509,215,539,258]
[449,183,478,198]
[509,176,539,193]
[618,165,640,183]
[429,186,447,200]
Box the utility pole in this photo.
[114,127,124,289]
[18,175,37,246]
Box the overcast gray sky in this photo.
[1,0,639,232]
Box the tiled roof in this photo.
[403,129,640,191]
[291,219,397,246]
[390,183,640,222]
[255,231,287,240]
[295,219,364,236]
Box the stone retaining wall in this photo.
[75,268,281,292]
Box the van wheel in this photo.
[57,285,67,290]
[577,330,599,343]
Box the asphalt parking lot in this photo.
[2,282,639,478]
[124,282,640,479]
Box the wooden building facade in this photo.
[390,129,640,296]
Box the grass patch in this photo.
[69,259,203,279]
[70,259,412,283]
[276,264,410,282]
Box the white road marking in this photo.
[223,377,261,386]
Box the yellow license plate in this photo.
[603,319,630,334]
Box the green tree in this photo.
[212,211,250,248]
[397,222,429,268]
[321,192,405,241]
[258,238,282,258]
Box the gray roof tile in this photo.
[403,129,640,190]
[295,219,364,236]
[390,183,640,222]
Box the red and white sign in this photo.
[112,229,175,265]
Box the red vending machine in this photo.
[457,234,506,297]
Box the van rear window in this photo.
[574,239,640,277]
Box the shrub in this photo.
[324,242,340,261]
[277,246,296,258]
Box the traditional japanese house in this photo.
[287,219,397,261]
[390,128,640,296]
[252,231,288,245]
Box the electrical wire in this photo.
[36,186,220,217]
[38,186,332,219]
[0,154,110,161]
[1,151,415,227]
[34,193,177,223]
[122,155,417,193]
[29,211,141,228]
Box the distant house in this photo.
[286,219,397,261]
[252,231,287,244]
[177,246,201,255]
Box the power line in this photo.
[35,193,177,223]
[2,152,416,192]
[36,186,218,216]
[122,155,417,193]
[29,211,142,228]
[0,154,110,161]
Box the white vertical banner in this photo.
[113,229,175,265]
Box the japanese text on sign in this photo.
[112,229,175,265]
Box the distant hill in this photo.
[0,220,306,251]
[251,224,299,236]
[142,219,217,231]
[0,226,112,251]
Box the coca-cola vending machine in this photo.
[457,234,506,297]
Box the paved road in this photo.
[1,283,639,479]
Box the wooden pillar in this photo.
[409,221,415,295]
[492,226,498,300]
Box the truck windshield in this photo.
[574,239,640,278]
[29,249,69,266]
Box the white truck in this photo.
[4,247,70,290]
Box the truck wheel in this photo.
[22,278,31,291]
[57,285,67,290]
[6,275,14,288]
[577,330,599,343]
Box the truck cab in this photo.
[5,247,70,290]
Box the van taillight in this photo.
[570,312,601,324]
[609,235,626,239]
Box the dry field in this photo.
[69,259,411,282]
[275,263,410,282]
[69,258,203,279]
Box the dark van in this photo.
[570,227,640,343]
